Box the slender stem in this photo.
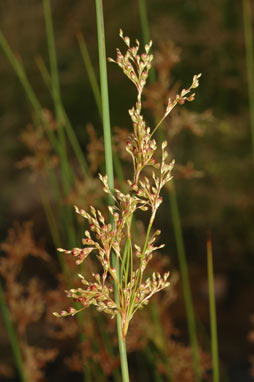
[77,32,125,189]
[242,0,254,160]
[207,235,220,382]
[77,32,102,117]
[43,0,68,166]
[0,281,27,382]
[169,183,200,380]
[149,302,172,380]
[0,30,58,150]
[36,54,89,176]
[35,54,51,89]
[95,1,129,381]
[43,0,77,247]
[40,191,61,247]
[43,0,62,116]
[95,0,114,192]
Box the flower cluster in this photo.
[54,31,201,338]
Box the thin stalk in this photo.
[77,32,126,190]
[36,53,89,175]
[0,31,77,246]
[43,0,73,185]
[0,30,88,177]
[137,2,201,379]
[207,235,220,382]
[95,0,114,191]
[43,0,77,247]
[60,106,89,175]
[242,0,254,160]
[169,183,200,380]
[0,31,58,150]
[77,32,102,117]
[40,191,61,248]
[0,281,27,382]
[35,54,51,89]
[43,3,93,377]
[95,1,129,381]
[149,302,172,380]
[36,55,89,176]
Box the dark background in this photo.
[0,1,254,381]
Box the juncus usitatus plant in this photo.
[54,29,201,343]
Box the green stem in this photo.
[242,0,254,160]
[207,235,220,382]
[77,32,102,117]
[0,30,58,150]
[78,32,126,190]
[95,0,114,192]
[35,54,51,89]
[43,0,77,247]
[169,183,200,380]
[0,281,27,382]
[149,302,172,380]
[40,191,61,248]
[95,1,129,381]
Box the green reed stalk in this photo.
[35,54,51,89]
[42,5,94,378]
[43,0,69,174]
[1,23,91,379]
[77,32,102,117]
[207,235,220,382]
[77,32,126,191]
[75,29,124,382]
[40,191,61,248]
[0,282,27,382]
[0,30,76,247]
[243,0,254,160]
[138,2,201,379]
[95,1,129,381]
[0,30,88,177]
[43,0,77,246]
[0,31,58,150]
[169,184,200,379]
[149,302,172,380]
[44,15,86,175]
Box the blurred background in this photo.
[0,0,254,381]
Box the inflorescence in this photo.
[53,30,201,339]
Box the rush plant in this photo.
[54,29,201,376]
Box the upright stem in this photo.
[169,184,200,380]
[0,282,27,382]
[207,235,220,382]
[43,0,76,247]
[95,1,129,381]
[77,33,102,118]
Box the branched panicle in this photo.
[108,28,153,104]
[54,30,201,338]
